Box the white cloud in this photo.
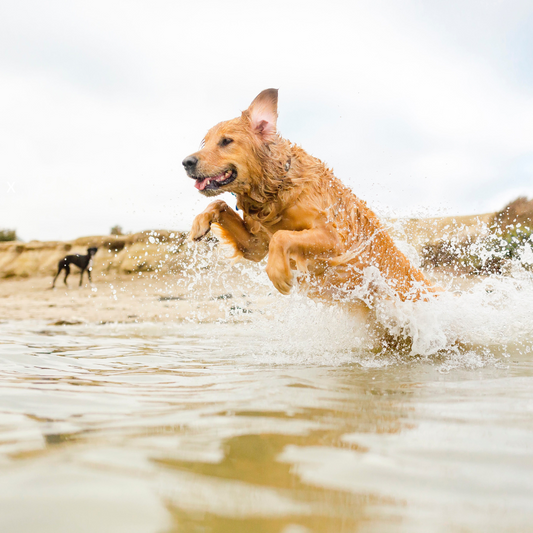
[0,0,532,240]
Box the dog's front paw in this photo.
[272,275,293,295]
[189,201,228,242]
[266,263,293,295]
[189,212,214,241]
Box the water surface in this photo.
[1,307,532,532]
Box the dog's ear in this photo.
[244,88,278,141]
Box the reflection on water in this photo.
[0,315,533,532]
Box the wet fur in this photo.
[185,89,439,304]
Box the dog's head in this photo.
[182,89,279,200]
[87,247,98,256]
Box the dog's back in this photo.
[59,254,85,269]
[296,174,438,300]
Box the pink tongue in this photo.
[194,178,210,190]
[195,173,227,190]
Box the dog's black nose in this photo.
[182,155,198,170]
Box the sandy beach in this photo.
[0,269,278,325]
[0,274,193,324]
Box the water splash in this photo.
[167,236,533,368]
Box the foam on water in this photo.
[172,239,533,369]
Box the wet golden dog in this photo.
[184,89,438,303]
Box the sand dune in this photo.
[0,230,188,279]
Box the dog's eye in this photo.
[220,138,233,147]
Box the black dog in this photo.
[52,247,98,288]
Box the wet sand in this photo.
[1,275,202,324]
[0,270,275,325]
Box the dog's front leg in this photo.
[189,200,268,261]
[266,228,341,295]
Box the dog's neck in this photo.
[235,136,336,227]
[236,138,301,225]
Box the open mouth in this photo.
[192,169,237,191]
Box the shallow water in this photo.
[1,274,533,533]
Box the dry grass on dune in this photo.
[491,196,533,231]
[421,197,533,274]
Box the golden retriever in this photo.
[183,89,439,304]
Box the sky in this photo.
[1,0,532,241]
